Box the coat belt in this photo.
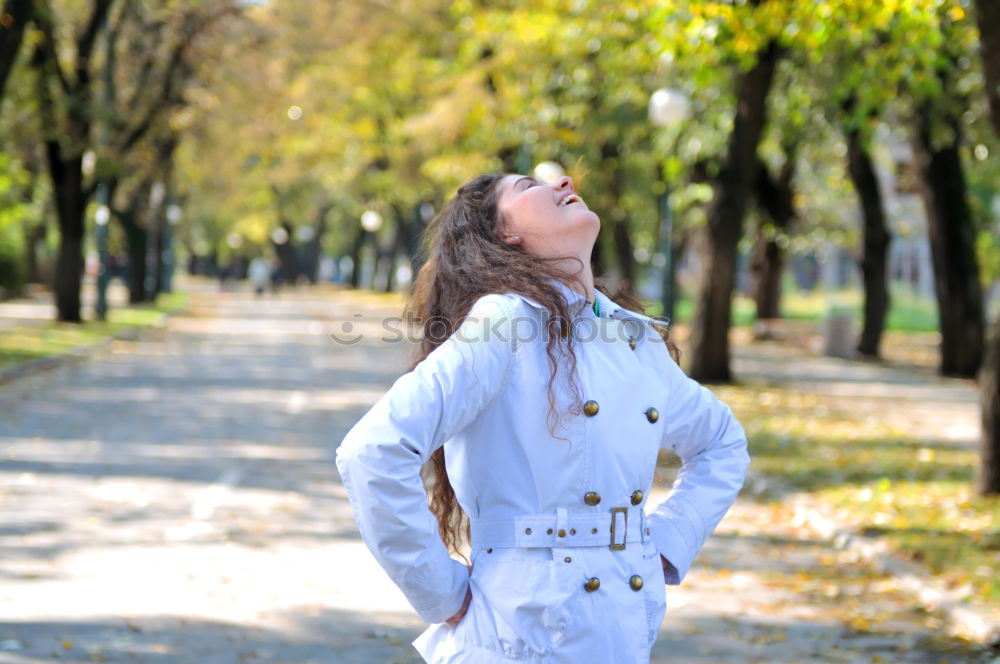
[470,506,647,550]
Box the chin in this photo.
[579,212,601,243]
[579,209,600,229]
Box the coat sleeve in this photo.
[335,294,521,623]
[645,345,751,585]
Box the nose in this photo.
[553,175,574,192]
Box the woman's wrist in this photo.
[445,564,473,624]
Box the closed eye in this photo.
[516,176,541,191]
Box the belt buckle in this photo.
[609,506,627,551]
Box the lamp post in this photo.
[533,161,565,184]
[94,189,110,320]
[82,150,111,320]
[147,180,166,299]
[270,226,289,287]
[163,203,182,293]
[648,88,691,324]
[360,210,383,290]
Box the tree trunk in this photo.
[47,147,87,322]
[498,145,518,173]
[348,227,364,289]
[975,0,1000,138]
[979,313,1000,495]
[749,228,783,319]
[845,124,891,358]
[972,0,1000,496]
[146,198,164,298]
[24,220,46,285]
[112,178,152,304]
[0,0,33,102]
[124,217,148,303]
[387,202,415,293]
[408,202,427,288]
[19,166,45,285]
[278,220,296,285]
[689,42,780,382]
[911,106,984,378]
[599,141,635,287]
[305,205,329,285]
[591,230,607,279]
[385,222,403,294]
[750,153,795,321]
[31,0,114,322]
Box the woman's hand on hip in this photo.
[445,564,473,624]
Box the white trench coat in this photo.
[335,279,751,663]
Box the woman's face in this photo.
[495,174,600,259]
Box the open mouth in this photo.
[558,194,584,207]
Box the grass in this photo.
[692,383,1000,605]
[0,292,187,371]
[644,283,940,333]
[818,481,1000,603]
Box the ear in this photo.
[503,234,522,246]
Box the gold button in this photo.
[629,336,637,350]
[583,400,600,417]
[584,577,601,592]
[584,492,601,506]
[631,490,644,505]
[645,407,659,423]
[564,556,572,563]
[558,529,566,537]
[629,575,644,591]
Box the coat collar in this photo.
[513,278,661,331]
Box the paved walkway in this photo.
[0,283,989,663]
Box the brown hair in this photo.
[404,172,680,555]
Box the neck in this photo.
[552,258,595,302]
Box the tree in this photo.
[690,38,779,382]
[844,104,891,358]
[749,144,795,323]
[0,0,33,104]
[972,0,1000,496]
[906,9,985,378]
[911,98,985,378]
[31,0,115,322]
[98,0,239,302]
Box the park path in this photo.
[0,281,989,663]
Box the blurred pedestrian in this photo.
[269,257,283,296]
[248,256,271,297]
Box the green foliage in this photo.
[0,153,28,294]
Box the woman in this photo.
[335,172,750,663]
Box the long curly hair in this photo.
[404,172,680,555]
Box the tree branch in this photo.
[118,5,240,152]
[0,0,34,100]
[75,0,114,87]
[35,9,71,94]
